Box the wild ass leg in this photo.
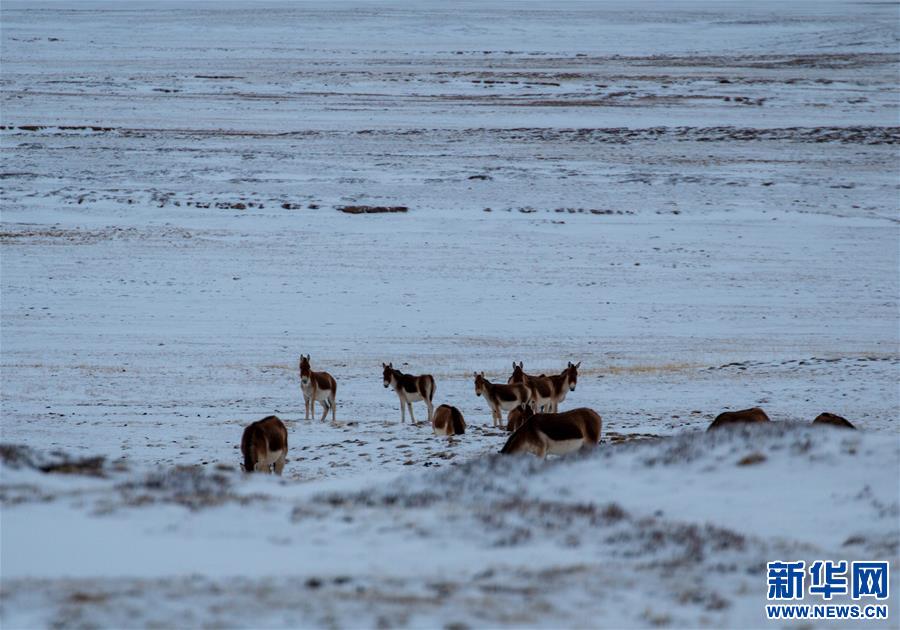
[274,453,285,476]
[319,398,329,422]
[425,399,434,424]
[303,394,310,420]
[330,393,336,423]
[408,401,417,424]
[312,382,320,420]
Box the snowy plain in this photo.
[1,0,899,628]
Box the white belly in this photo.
[497,399,523,412]
[545,438,585,456]
[302,382,332,401]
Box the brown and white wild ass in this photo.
[500,407,601,458]
[299,354,337,422]
[241,415,288,474]
[432,404,466,436]
[509,361,580,413]
[474,372,532,428]
[506,403,533,433]
[382,363,435,424]
[507,362,549,410]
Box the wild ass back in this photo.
[432,404,466,436]
[706,407,770,431]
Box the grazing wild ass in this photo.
[506,403,534,433]
[241,415,288,474]
[812,412,856,429]
[707,407,770,431]
[509,361,580,413]
[500,408,601,458]
[432,404,466,436]
[299,354,337,422]
[474,372,532,428]
[382,363,435,424]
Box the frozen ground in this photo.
[1,0,899,628]
[2,424,899,628]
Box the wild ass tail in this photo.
[584,409,602,445]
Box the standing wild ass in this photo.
[382,363,435,424]
[507,362,549,410]
[500,408,601,458]
[241,415,288,474]
[509,361,580,413]
[299,355,337,422]
[474,372,532,428]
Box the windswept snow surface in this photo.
[1,426,898,628]
[1,1,898,628]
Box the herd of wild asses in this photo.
[240,357,858,474]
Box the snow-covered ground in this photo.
[2,425,898,628]
[1,1,898,627]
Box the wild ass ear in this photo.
[575,361,581,368]
[519,361,524,368]
[512,361,516,369]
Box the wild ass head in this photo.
[509,361,526,384]
[299,354,311,385]
[565,361,581,391]
[382,362,394,388]
[474,371,487,397]
[242,450,255,473]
